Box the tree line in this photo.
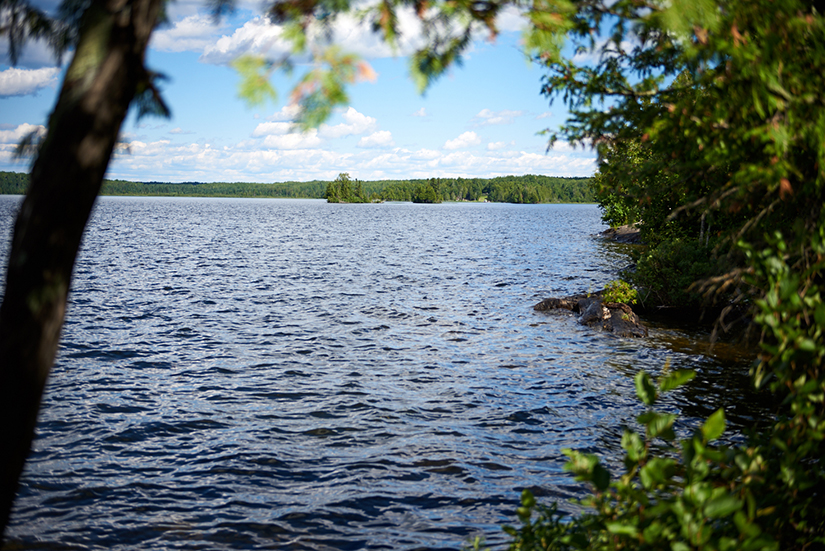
[0,171,593,204]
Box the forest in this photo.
[0,171,593,204]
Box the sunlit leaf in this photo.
[701,408,726,442]
[659,369,696,393]
[635,371,657,406]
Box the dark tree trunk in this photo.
[0,0,162,538]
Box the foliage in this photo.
[324,172,370,203]
[0,172,28,194]
[628,239,731,308]
[232,55,278,106]
[601,280,637,306]
[411,181,441,203]
[0,172,594,204]
[378,175,594,204]
[502,368,788,551]
[498,0,825,548]
[589,140,645,228]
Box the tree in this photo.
[0,0,166,535]
[1,0,504,527]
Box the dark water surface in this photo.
[1,197,758,550]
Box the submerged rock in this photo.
[534,294,648,338]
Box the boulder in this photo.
[533,294,648,338]
[600,224,642,244]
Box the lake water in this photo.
[1,196,758,550]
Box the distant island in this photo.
[0,171,594,204]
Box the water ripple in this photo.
[0,197,759,550]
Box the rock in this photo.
[600,224,642,244]
[533,296,580,311]
[533,294,648,337]
[577,298,607,325]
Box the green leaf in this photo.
[701,408,726,442]
[659,369,696,393]
[704,494,742,518]
[635,371,657,406]
[606,521,638,536]
[621,430,645,462]
[592,462,611,492]
[640,458,676,489]
[232,55,277,107]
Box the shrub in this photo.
[601,280,638,305]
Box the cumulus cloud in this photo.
[444,131,481,150]
[200,17,293,65]
[92,135,597,183]
[268,104,301,121]
[263,130,322,149]
[358,130,394,148]
[487,141,514,151]
[319,107,377,139]
[412,107,427,117]
[474,108,524,126]
[495,6,530,32]
[0,67,60,97]
[0,123,47,144]
[151,14,229,52]
[252,121,293,137]
[199,8,430,65]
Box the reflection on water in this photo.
[0,197,763,550]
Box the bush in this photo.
[501,370,781,551]
[601,280,638,305]
[628,239,728,308]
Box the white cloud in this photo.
[268,104,301,121]
[474,108,523,126]
[96,137,596,182]
[412,107,427,117]
[487,141,514,151]
[0,123,47,144]
[0,67,60,97]
[444,131,481,150]
[495,6,530,32]
[263,130,322,149]
[151,14,229,52]
[252,121,293,137]
[200,17,293,65]
[319,107,376,138]
[550,139,592,152]
[411,148,440,160]
[536,111,553,119]
[358,130,394,148]
[199,8,429,65]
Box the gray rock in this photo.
[533,294,648,337]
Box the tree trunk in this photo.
[0,0,162,538]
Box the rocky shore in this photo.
[534,293,648,338]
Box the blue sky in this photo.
[0,1,597,183]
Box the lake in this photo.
[1,196,757,550]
